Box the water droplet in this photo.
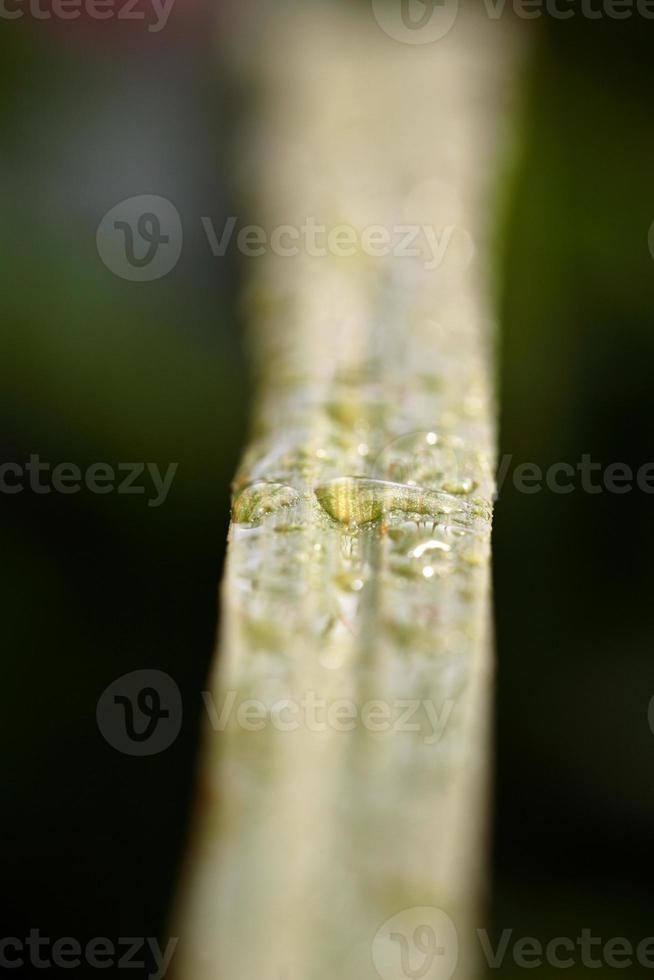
[370,430,494,499]
[441,477,477,495]
[314,477,491,528]
[232,481,301,526]
[314,477,386,526]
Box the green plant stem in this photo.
[173,5,518,978]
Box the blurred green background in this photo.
[493,13,654,977]
[1,4,653,978]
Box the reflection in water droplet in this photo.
[441,478,477,495]
[232,481,302,526]
[410,539,451,559]
[314,477,491,528]
[333,570,366,593]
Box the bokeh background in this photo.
[1,2,653,977]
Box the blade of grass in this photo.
[174,5,519,978]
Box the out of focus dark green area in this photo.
[1,4,653,979]
[494,14,654,979]
[0,8,250,972]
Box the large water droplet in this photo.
[314,476,491,528]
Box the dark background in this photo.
[1,3,653,977]
[494,12,654,972]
